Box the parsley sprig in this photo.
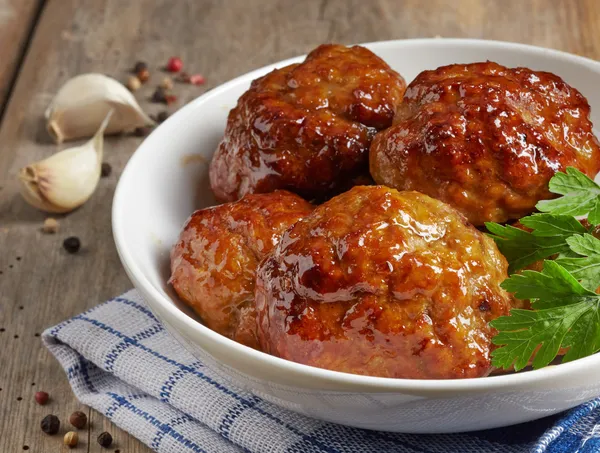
[486,167,600,371]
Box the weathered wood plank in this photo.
[0,0,43,116]
[1,1,600,452]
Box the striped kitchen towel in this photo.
[44,289,600,453]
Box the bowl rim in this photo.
[113,37,600,392]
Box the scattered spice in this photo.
[64,431,79,448]
[177,71,190,83]
[35,391,49,405]
[156,111,169,123]
[161,77,174,90]
[41,414,60,435]
[97,431,113,448]
[133,61,147,74]
[189,74,206,86]
[151,86,167,103]
[69,411,87,429]
[134,126,152,137]
[101,162,112,178]
[166,56,183,73]
[126,75,142,92]
[165,94,177,106]
[42,218,59,234]
[137,68,150,83]
[63,236,81,254]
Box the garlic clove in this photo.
[45,73,154,143]
[18,110,113,213]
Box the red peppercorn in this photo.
[165,94,178,106]
[167,56,183,73]
[35,391,49,405]
[189,74,205,86]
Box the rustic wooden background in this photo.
[1,0,599,451]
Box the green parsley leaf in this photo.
[485,214,585,273]
[491,261,600,370]
[567,233,600,256]
[588,198,600,226]
[500,260,597,308]
[519,214,587,237]
[561,303,600,362]
[536,167,600,222]
[555,234,600,290]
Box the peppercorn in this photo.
[177,71,191,83]
[64,431,78,448]
[165,94,177,106]
[126,75,142,92]
[151,86,167,103]
[69,411,87,429]
[35,391,49,405]
[137,68,150,83]
[133,61,147,73]
[166,56,183,73]
[63,236,81,254]
[134,126,151,137]
[156,111,169,123]
[41,414,60,435]
[101,162,112,178]
[161,77,174,90]
[97,431,113,448]
[189,74,205,86]
[42,218,59,234]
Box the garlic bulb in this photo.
[45,73,154,143]
[18,110,113,213]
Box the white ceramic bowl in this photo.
[113,39,600,433]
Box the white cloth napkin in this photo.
[43,289,596,453]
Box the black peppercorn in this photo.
[151,86,167,103]
[134,126,151,137]
[41,414,60,435]
[101,162,112,178]
[133,61,147,74]
[97,431,113,448]
[63,237,81,254]
[156,111,169,123]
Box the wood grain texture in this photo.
[0,0,43,116]
[1,0,600,451]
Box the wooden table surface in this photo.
[1,0,600,451]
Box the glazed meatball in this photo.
[255,186,513,379]
[170,191,312,349]
[210,44,406,202]
[370,62,600,226]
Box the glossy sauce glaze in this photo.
[370,61,600,225]
[210,44,406,203]
[255,186,514,379]
[170,191,313,349]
